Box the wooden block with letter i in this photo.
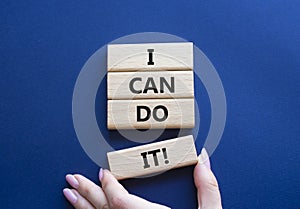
[107,42,193,72]
[107,135,198,180]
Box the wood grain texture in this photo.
[107,71,194,99]
[107,135,198,180]
[107,98,195,129]
[107,42,193,72]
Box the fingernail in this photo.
[198,148,211,169]
[99,168,103,181]
[63,188,77,204]
[66,174,79,189]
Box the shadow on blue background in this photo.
[0,0,299,208]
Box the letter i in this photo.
[147,49,154,65]
[141,152,150,169]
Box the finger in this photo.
[63,188,95,209]
[67,174,109,209]
[99,169,170,209]
[127,194,171,209]
[194,148,222,209]
[99,169,130,209]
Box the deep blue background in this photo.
[1,1,299,208]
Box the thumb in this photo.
[99,168,130,209]
[194,148,222,209]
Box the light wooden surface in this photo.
[107,135,198,180]
[107,98,195,129]
[107,42,193,72]
[107,71,194,99]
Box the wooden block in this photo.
[107,71,194,99]
[107,42,193,72]
[107,135,198,180]
[107,98,194,129]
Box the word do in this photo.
[137,105,168,122]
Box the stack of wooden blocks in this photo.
[106,42,198,179]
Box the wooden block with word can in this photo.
[107,42,193,72]
[107,135,197,180]
[107,98,194,129]
[107,71,194,99]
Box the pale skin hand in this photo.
[63,148,222,209]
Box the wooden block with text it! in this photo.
[107,135,198,180]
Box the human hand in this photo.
[63,148,222,209]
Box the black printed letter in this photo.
[137,106,151,122]
[147,49,154,65]
[129,77,142,94]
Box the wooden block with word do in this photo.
[107,71,194,99]
[107,135,198,180]
[107,98,194,129]
[107,42,193,72]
